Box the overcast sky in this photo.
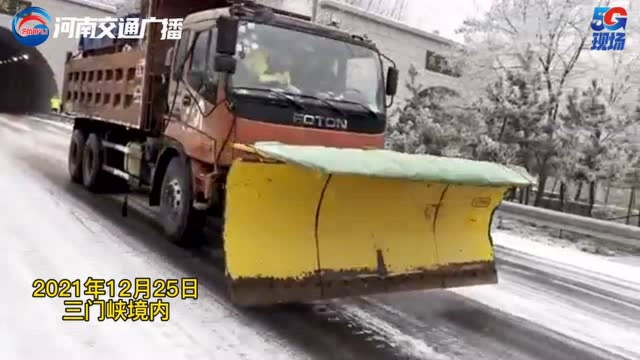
[405,0,493,42]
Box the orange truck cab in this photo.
[63,0,399,246]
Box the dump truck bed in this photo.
[63,50,148,129]
[61,0,231,133]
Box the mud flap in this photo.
[223,160,509,307]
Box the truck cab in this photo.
[63,0,398,247]
[163,4,399,169]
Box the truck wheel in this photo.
[82,133,104,192]
[68,129,85,184]
[159,157,204,247]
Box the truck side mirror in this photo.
[214,54,237,74]
[216,17,239,55]
[386,67,399,96]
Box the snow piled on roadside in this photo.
[494,216,638,256]
[450,229,640,360]
[492,230,640,288]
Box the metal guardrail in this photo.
[496,201,640,248]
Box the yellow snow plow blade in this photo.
[223,143,534,307]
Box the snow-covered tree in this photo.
[601,145,633,206]
[613,95,640,221]
[602,51,640,107]
[456,0,614,206]
[560,80,634,215]
[554,132,583,210]
[386,65,468,156]
[472,133,520,165]
[477,50,567,206]
[385,65,430,153]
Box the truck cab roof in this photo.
[183,6,380,52]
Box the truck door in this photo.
[168,28,216,132]
[167,29,193,124]
[183,29,212,130]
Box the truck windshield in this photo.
[232,22,385,114]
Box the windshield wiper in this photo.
[326,98,379,119]
[278,92,350,119]
[234,87,306,111]
[287,92,380,119]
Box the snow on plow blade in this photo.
[223,142,534,307]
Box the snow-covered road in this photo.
[1,113,639,360]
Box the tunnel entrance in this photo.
[0,26,58,114]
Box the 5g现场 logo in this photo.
[591,7,627,32]
[12,6,52,47]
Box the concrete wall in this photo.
[318,1,464,102]
[0,0,114,95]
[256,0,314,17]
[256,0,464,113]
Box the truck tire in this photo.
[159,157,204,247]
[82,133,104,192]
[68,129,85,184]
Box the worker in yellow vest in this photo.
[244,48,291,86]
[50,96,62,113]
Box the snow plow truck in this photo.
[61,0,534,307]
